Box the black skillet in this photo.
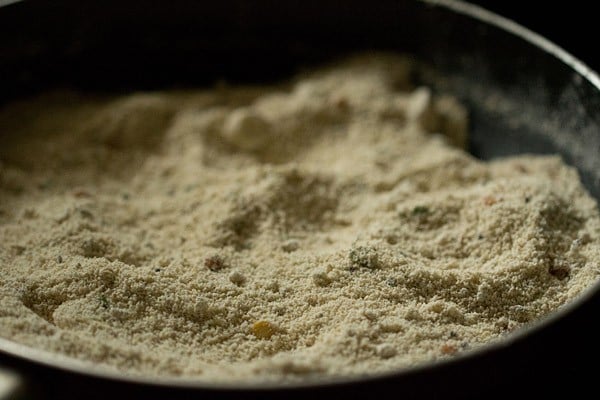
[0,0,599,398]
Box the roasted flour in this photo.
[1,55,599,382]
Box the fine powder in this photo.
[1,54,599,382]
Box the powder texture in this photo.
[1,55,599,382]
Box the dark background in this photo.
[473,1,597,71]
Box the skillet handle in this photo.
[0,368,25,400]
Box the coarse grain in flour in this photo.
[1,54,599,382]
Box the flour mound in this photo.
[1,54,599,382]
